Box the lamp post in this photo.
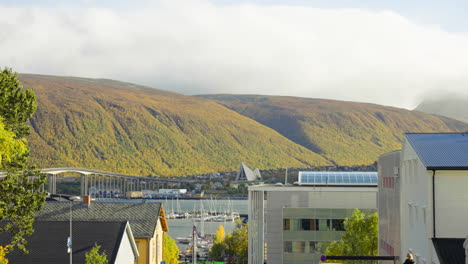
[68,196,81,264]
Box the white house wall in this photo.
[115,230,137,264]
[434,170,468,238]
[400,140,436,264]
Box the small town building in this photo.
[0,221,138,264]
[35,200,168,264]
[248,171,378,264]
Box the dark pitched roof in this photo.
[35,201,162,238]
[405,133,468,170]
[0,221,127,264]
[432,238,465,264]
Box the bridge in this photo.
[2,167,187,198]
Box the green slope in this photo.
[200,94,468,166]
[21,74,329,176]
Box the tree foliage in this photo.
[163,233,179,264]
[0,121,28,168]
[0,68,46,253]
[0,245,10,264]
[0,68,37,140]
[85,243,108,264]
[22,74,331,177]
[210,224,248,264]
[214,225,225,244]
[325,209,378,263]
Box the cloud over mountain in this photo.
[2,0,468,108]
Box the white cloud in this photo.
[1,0,468,109]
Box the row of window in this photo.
[284,241,320,253]
[283,219,345,231]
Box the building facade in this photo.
[35,200,168,264]
[249,172,378,264]
[379,133,468,264]
[378,151,401,259]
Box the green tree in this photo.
[210,224,248,263]
[85,243,108,264]
[163,233,179,264]
[224,224,248,264]
[0,68,46,253]
[209,242,226,261]
[0,68,37,140]
[210,225,227,261]
[325,209,378,263]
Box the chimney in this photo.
[83,195,91,207]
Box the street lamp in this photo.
[67,196,81,264]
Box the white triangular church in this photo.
[235,162,262,182]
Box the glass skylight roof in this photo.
[298,171,378,185]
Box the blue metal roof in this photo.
[405,133,468,170]
[298,171,377,185]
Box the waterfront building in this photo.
[35,199,168,264]
[379,133,468,264]
[248,171,378,264]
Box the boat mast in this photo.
[192,225,197,264]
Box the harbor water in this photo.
[96,198,248,251]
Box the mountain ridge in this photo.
[20,74,330,176]
[200,94,468,166]
[18,74,468,176]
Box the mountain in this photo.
[199,94,468,166]
[20,74,329,176]
[415,96,468,123]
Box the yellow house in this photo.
[36,199,169,264]
[134,206,169,264]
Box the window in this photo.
[301,219,310,230]
[284,219,290,231]
[290,219,300,231]
[331,219,345,231]
[317,219,330,231]
[308,241,317,253]
[292,241,305,253]
[284,241,292,253]
[283,219,332,231]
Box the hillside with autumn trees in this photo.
[19,74,468,176]
[21,74,329,176]
[200,94,468,166]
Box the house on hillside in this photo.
[379,133,468,264]
[35,199,168,264]
[0,221,138,264]
[236,162,262,182]
[248,171,378,264]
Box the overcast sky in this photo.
[1,0,468,109]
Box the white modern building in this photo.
[379,133,468,264]
[236,162,262,182]
[248,171,378,264]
